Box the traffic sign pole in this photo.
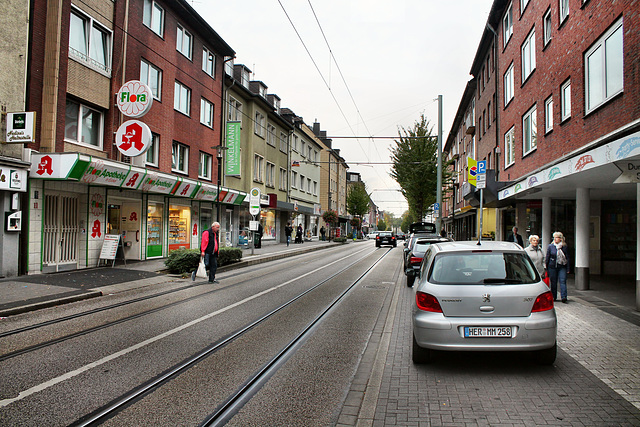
[477,161,486,245]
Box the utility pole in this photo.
[436,95,443,233]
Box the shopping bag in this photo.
[196,257,208,279]
[542,271,550,287]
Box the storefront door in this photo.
[146,202,163,258]
[121,202,142,260]
[42,192,79,272]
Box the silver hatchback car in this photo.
[412,241,557,365]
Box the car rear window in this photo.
[378,232,392,237]
[428,252,538,285]
[414,242,433,252]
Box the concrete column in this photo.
[636,184,640,311]
[575,188,590,290]
[542,197,551,254]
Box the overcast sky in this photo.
[193,0,494,217]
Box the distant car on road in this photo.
[404,236,450,287]
[412,241,557,365]
[396,232,406,240]
[366,232,378,240]
[375,231,397,247]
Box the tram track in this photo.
[69,247,392,426]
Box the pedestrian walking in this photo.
[255,222,263,248]
[200,221,220,283]
[506,226,524,247]
[296,224,303,244]
[320,225,326,241]
[524,234,545,276]
[545,231,570,303]
[285,222,293,246]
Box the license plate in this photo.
[464,326,512,338]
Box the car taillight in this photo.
[376,235,380,240]
[409,256,423,265]
[392,236,396,240]
[531,291,554,312]
[416,292,443,313]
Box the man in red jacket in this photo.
[200,222,220,283]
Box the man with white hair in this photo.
[200,222,220,283]
[506,226,524,247]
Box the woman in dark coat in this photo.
[545,231,570,303]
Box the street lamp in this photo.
[214,145,228,222]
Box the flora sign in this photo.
[116,80,153,118]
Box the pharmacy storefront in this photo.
[28,153,246,273]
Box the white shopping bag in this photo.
[196,257,208,278]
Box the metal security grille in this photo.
[42,194,79,267]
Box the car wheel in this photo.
[412,334,434,364]
[407,274,415,287]
[534,342,557,365]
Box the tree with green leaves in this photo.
[390,113,451,221]
[346,182,370,238]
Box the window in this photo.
[521,0,530,14]
[199,152,212,180]
[545,97,553,133]
[503,2,513,47]
[65,99,103,148]
[504,63,514,106]
[313,181,318,196]
[585,19,623,113]
[146,133,160,167]
[522,29,536,82]
[267,124,276,146]
[143,0,164,36]
[301,141,306,158]
[308,146,313,159]
[200,98,214,128]
[172,142,189,174]
[291,171,297,188]
[505,126,515,168]
[307,178,312,193]
[266,162,275,187]
[69,8,112,75]
[559,0,569,23]
[174,81,191,115]
[176,24,192,59]
[280,132,288,153]
[254,112,265,137]
[140,59,162,100]
[202,46,215,77]
[228,96,242,122]
[300,174,305,190]
[279,168,287,190]
[522,106,537,155]
[543,10,552,46]
[292,134,299,152]
[254,155,264,182]
[561,80,571,121]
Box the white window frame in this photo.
[544,96,553,133]
[292,134,299,152]
[503,2,513,47]
[200,98,214,128]
[267,123,276,147]
[64,99,104,149]
[146,133,160,167]
[520,0,530,14]
[307,178,312,193]
[300,174,305,190]
[521,29,536,83]
[543,9,552,46]
[266,162,275,187]
[254,111,265,138]
[291,171,297,188]
[172,142,189,174]
[504,63,514,106]
[140,59,162,101]
[585,19,624,114]
[143,0,164,37]
[202,46,215,77]
[227,96,242,122]
[280,132,288,153]
[279,168,287,191]
[561,80,571,121]
[69,7,112,76]
[313,181,318,196]
[199,152,212,180]
[505,126,515,168]
[176,24,192,60]
[559,0,569,24]
[253,154,264,182]
[174,81,191,116]
[522,105,537,156]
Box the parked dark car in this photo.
[396,232,406,240]
[376,231,397,247]
[404,236,450,287]
[404,232,443,268]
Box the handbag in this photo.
[542,271,550,287]
[196,256,208,279]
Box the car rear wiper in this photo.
[482,278,523,284]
